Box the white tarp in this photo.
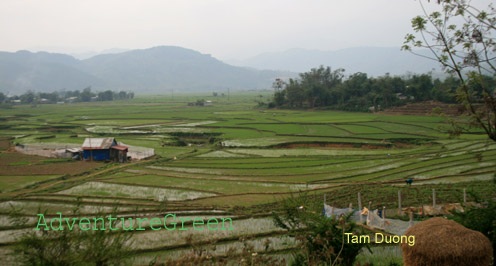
[118,142,154,160]
[324,204,415,236]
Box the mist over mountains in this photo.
[227,47,441,76]
[0,46,442,94]
[70,48,130,60]
[0,46,290,94]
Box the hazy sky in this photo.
[0,0,488,60]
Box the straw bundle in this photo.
[400,217,492,266]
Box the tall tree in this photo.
[80,87,93,102]
[407,74,434,102]
[118,91,127,99]
[272,78,285,92]
[98,90,114,101]
[432,76,459,103]
[298,66,344,108]
[20,91,35,104]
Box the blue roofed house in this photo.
[82,138,128,162]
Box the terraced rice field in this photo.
[0,93,494,264]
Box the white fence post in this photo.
[409,211,413,228]
[382,206,386,228]
[398,190,402,216]
[358,192,363,223]
[432,188,436,208]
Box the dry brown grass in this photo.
[0,152,103,175]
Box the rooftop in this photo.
[82,138,115,149]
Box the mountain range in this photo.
[0,46,290,94]
[227,47,442,76]
[0,46,443,94]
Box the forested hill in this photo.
[0,46,291,94]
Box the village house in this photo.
[82,137,128,162]
[65,97,78,103]
[395,93,408,100]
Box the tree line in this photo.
[0,87,134,105]
[270,66,495,112]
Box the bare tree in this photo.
[403,0,496,141]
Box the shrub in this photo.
[272,192,368,266]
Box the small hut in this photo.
[82,138,128,162]
[400,217,492,266]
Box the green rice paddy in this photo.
[0,92,494,264]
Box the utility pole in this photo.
[227,88,230,102]
[171,88,174,101]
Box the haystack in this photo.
[400,217,492,266]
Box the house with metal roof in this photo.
[82,138,128,162]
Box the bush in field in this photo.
[9,206,132,266]
[169,138,187,146]
[272,192,367,266]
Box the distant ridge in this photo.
[0,46,291,94]
[227,47,442,76]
